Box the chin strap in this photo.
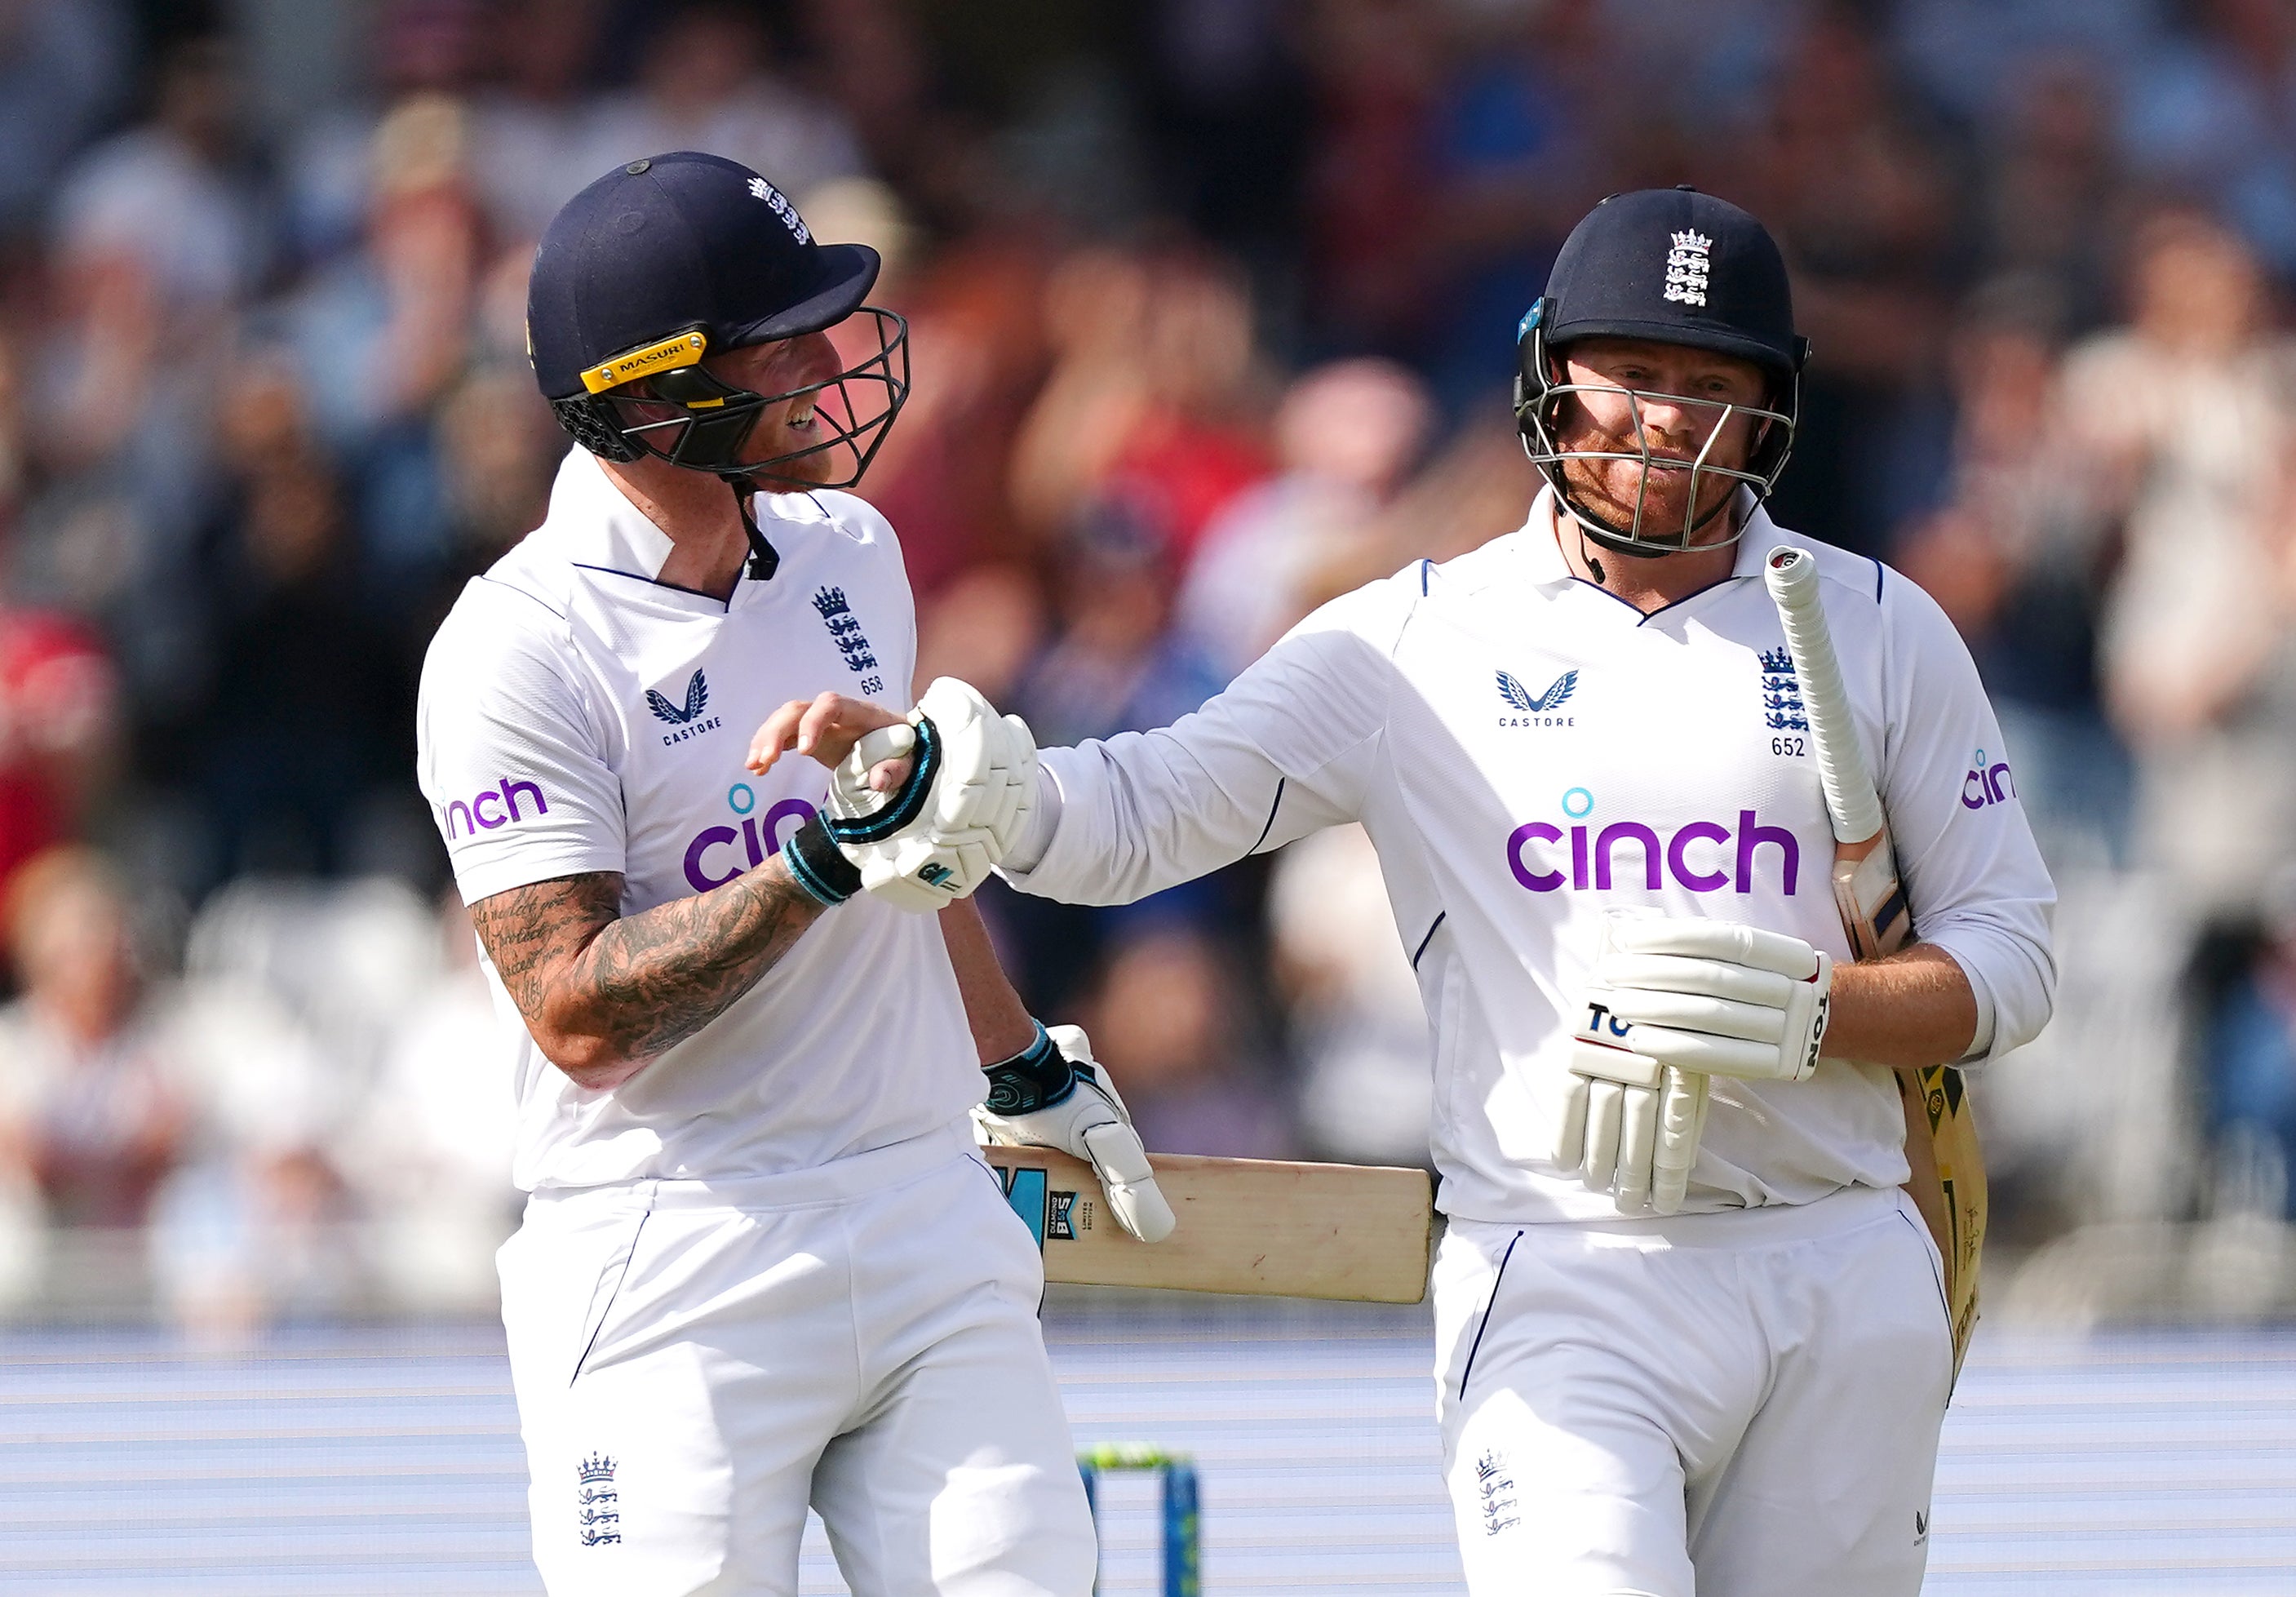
[731,478,780,581]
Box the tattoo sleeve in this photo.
[469,859,829,1087]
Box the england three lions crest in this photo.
[578,1453,622,1547]
[1664,229,1712,308]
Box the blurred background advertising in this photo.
[5,0,2296,1342]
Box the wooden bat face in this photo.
[979,1145,1434,1304]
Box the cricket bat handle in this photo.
[1764,547,1883,845]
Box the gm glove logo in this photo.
[1497,668,1578,727]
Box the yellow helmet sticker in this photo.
[581,329,708,394]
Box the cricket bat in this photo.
[1764,546,1988,1381]
[981,1144,1434,1304]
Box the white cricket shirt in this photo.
[1006,489,2057,1223]
[416,449,980,1191]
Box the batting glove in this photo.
[1558,987,1710,1215]
[782,677,1039,913]
[973,1023,1177,1244]
[1593,918,1833,1083]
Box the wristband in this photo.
[982,1022,1078,1115]
[782,813,863,906]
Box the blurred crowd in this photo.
[11,0,2296,1326]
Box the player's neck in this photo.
[1553,507,1740,614]
[600,455,751,601]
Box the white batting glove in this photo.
[1557,988,1710,1215]
[1594,918,1833,1083]
[822,677,1039,913]
[973,1023,1177,1244]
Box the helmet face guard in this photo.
[1513,305,1802,556]
[552,308,911,491]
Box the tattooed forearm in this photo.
[469,862,828,1089]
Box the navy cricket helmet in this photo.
[1514,187,1809,555]
[526,152,910,573]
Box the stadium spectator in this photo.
[1082,925,1295,1160]
[0,0,130,246]
[1179,357,1431,676]
[1894,276,2132,867]
[189,433,413,882]
[834,213,1053,600]
[1269,823,1430,1168]
[1009,247,1161,546]
[336,890,520,1311]
[0,602,114,898]
[575,0,864,204]
[47,35,267,355]
[1740,1,1966,558]
[27,35,267,682]
[914,563,1047,708]
[467,0,609,247]
[1416,0,1631,407]
[1971,52,2128,333]
[1012,244,1270,562]
[2062,209,2296,908]
[281,0,488,265]
[1298,0,1445,357]
[2120,0,2296,279]
[0,848,185,1230]
[1013,499,1226,752]
[279,93,483,593]
[416,363,563,639]
[2202,896,2296,1222]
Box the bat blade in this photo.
[980,1145,1434,1303]
[1765,543,1986,1383]
[1833,834,1910,960]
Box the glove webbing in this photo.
[983,1023,1078,1115]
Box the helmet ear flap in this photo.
[552,396,643,463]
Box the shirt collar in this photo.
[543,446,678,580]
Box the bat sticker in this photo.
[996,1164,1084,1246]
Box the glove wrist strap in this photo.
[782,814,863,906]
[982,1022,1077,1115]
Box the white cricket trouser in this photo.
[498,1121,1098,1597]
[1434,1184,1952,1597]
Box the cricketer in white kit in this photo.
[791,189,2055,1595]
[419,153,1168,1597]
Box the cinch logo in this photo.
[1506,788,1800,895]
[443,778,548,839]
[683,781,819,891]
[1962,748,2015,810]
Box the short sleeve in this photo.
[417,594,625,904]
